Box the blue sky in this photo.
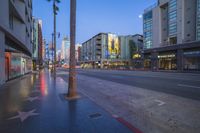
[33,0,156,50]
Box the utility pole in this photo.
[53,0,57,78]
[52,33,54,72]
[47,0,60,77]
[67,0,78,98]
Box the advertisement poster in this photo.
[108,34,120,59]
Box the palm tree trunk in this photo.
[68,0,77,97]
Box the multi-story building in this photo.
[44,41,54,67]
[143,0,200,71]
[0,0,33,85]
[75,44,82,65]
[61,36,70,64]
[80,33,143,69]
[42,39,46,61]
[48,42,54,63]
[32,18,43,70]
[120,35,143,68]
[56,50,61,63]
[45,42,50,65]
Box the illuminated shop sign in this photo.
[158,54,176,58]
[184,51,200,55]
[107,34,120,59]
[133,54,141,59]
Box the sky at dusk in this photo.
[33,0,156,50]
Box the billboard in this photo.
[107,34,120,59]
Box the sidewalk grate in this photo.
[89,113,102,119]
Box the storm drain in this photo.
[89,113,102,119]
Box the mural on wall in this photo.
[107,34,120,59]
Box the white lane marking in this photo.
[154,99,166,106]
[177,84,200,89]
[80,71,200,82]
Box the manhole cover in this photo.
[89,113,102,119]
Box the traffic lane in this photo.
[76,69,200,82]
[77,69,200,87]
[76,71,200,101]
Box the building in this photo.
[45,42,50,66]
[48,42,54,64]
[0,0,33,85]
[32,18,43,70]
[120,35,143,68]
[143,0,200,71]
[61,36,70,64]
[80,33,143,69]
[56,50,61,63]
[42,39,46,62]
[75,44,82,65]
[44,41,54,68]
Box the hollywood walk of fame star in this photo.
[32,89,40,93]
[8,109,39,122]
[26,96,41,102]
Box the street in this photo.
[76,69,200,101]
[1,0,200,133]
[57,68,200,133]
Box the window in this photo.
[9,1,14,29]
[197,0,200,40]
[168,0,177,36]
[143,11,153,49]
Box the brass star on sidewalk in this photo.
[8,109,39,122]
[26,96,41,102]
[32,90,41,93]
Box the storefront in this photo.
[144,54,151,69]
[5,52,11,81]
[102,60,129,69]
[158,52,177,70]
[5,52,32,81]
[183,50,200,71]
[132,53,143,69]
[81,61,95,69]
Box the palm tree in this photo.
[67,0,78,98]
[47,0,60,77]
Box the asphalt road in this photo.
[72,69,200,101]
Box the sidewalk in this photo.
[0,70,135,133]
